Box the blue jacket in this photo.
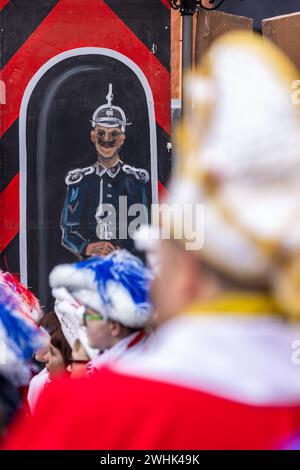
[61,160,149,258]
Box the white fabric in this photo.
[52,287,99,360]
[197,47,300,181]
[27,368,49,412]
[88,331,148,372]
[133,225,162,276]
[169,34,300,282]
[114,314,300,406]
[50,267,95,293]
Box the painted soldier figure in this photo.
[61,84,149,259]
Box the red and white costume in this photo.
[87,330,148,373]
[5,308,300,450]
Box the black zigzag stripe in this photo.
[0,0,61,68]
[104,0,170,72]
[0,120,19,191]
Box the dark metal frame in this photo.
[169,0,228,116]
[169,1,227,15]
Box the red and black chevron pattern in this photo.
[0,0,171,278]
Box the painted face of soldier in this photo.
[91,125,126,159]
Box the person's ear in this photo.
[118,133,126,147]
[90,129,96,143]
[43,350,50,363]
[175,248,199,305]
[109,321,122,338]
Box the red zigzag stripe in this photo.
[160,0,171,9]
[0,0,10,11]
[0,174,19,252]
[0,0,170,137]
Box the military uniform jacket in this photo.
[61,159,149,258]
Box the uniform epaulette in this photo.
[122,164,150,183]
[65,165,95,185]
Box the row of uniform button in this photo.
[101,181,114,237]
[107,183,112,199]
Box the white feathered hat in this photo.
[0,272,46,386]
[52,287,99,360]
[49,250,153,329]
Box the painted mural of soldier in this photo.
[61,84,150,259]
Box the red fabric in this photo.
[127,331,146,349]
[5,367,300,450]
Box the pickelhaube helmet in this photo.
[91,83,130,133]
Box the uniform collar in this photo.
[95,159,122,178]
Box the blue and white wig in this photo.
[50,250,153,328]
[0,277,45,386]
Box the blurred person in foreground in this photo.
[5,31,300,449]
[0,272,45,439]
[50,250,153,375]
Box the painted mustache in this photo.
[97,138,117,148]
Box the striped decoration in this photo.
[0,0,171,279]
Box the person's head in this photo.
[83,307,138,351]
[49,250,153,351]
[52,286,100,362]
[150,240,201,324]
[0,275,40,439]
[44,328,72,380]
[0,271,45,389]
[66,339,89,379]
[90,124,125,160]
[150,238,257,327]
[0,272,43,323]
[149,31,300,323]
[35,311,60,363]
[90,83,128,162]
